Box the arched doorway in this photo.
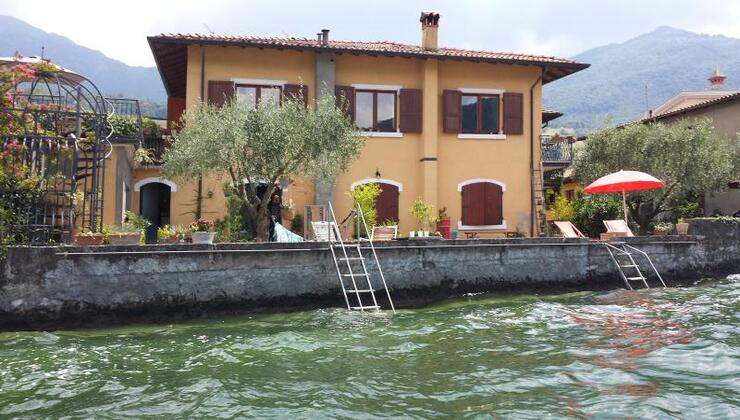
[350,178,402,225]
[139,183,171,243]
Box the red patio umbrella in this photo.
[583,170,664,223]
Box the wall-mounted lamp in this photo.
[375,169,381,178]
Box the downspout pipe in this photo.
[529,67,545,236]
[196,45,206,218]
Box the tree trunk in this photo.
[255,210,271,242]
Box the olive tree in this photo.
[162,95,362,241]
[573,118,739,233]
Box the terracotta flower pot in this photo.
[75,234,103,246]
[675,222,689,235]
[109,232,141,245]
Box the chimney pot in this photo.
[419,12,440,51]
[708,67,726,90]
[321,29,329,46]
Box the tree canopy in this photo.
[162,94,363,241]
[573,118,740,232]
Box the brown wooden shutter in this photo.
[503,92,524,135]
[207,81,235,107]
[443,90,462,133]
[376,183,400,223]
[399,89,422,133]
[461,183,485,226]
[483,183,503,225]
[283,84,309,106]
[335,85,355,121]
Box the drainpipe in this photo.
[196,46,206,218]
[529,67,545,236]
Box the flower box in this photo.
[191,231,215,244]
[75,233,103,246]
[109,232,141,245]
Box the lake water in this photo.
[1,277,738,418]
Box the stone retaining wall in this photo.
[1,219,738,330]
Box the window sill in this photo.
[457,133,506,140]
[457,221,507,230]
[360,131,404,138]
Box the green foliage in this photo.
[550,191,575,221]
[653,222,673,233]
[157,225,173,240]
[162,94,362,241]
[676,201,701,219]
[290,214,304,235]
[350,182,381,237]
[216,187,249,242]
[570,194,623,238]
[0,163,45,253]
[109,211,150,233]
[108,115,139,138]
[574,118,739,233]
[410,197,438,231]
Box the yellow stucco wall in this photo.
[110,44,547,236]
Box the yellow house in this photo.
[103,12,588,239]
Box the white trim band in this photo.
[458,87,506,95]
[458,133,506,140]
[350,178,403,192]
[360,131,404,138]
[457,178,507,192]
[457,221,507,230]
[134,177,177,192]
[231,78,288,86]
[351,83,402,92]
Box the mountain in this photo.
[0,15,166,116]
[543,26,740,133]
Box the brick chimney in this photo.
[708,67,726,90]
[420,11,440,51]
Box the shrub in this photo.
[571,194,622,238]
[350,182,381,237]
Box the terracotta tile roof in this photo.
[153,33,584,66]
[643,90,740,121]
[148,33,589,97]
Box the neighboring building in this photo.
[102,12,588,238]
[643,69,740,216]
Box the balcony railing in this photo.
[540,134,574,165]
[141,136,168,166]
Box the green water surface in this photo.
[1,277,739,418]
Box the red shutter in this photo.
[207,81,235,107]
[166,96,186,130]
[461,183,485,226]
[335,85,355,121]
[483,183,503,225]
[283,84,309,106]
[503,92,524,135]
[443,90,461,133]
[376,183,399,223]
[399,89,423,133]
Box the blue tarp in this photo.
[274,222,304,242]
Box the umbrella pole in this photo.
[622,190,628,224]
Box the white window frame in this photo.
[456,87,506,139]
[352,83,404,138]
[456,178,507,230]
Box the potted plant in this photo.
[190,219,215,244]
[410,197,438,238]
[157,224,177,243]
[108,211,148,245]
[174,225,187,243]
[652,222,673,236]
[436,207,451,239]
[74,230,103,246]
[675,218,689,235]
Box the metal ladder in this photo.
[326,202,396,313]
[603,242,667,290]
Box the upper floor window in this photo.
[236,85,281,110]
[355,90,397,132]
[461,94,499,134]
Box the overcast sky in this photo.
[2,0,739,67]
